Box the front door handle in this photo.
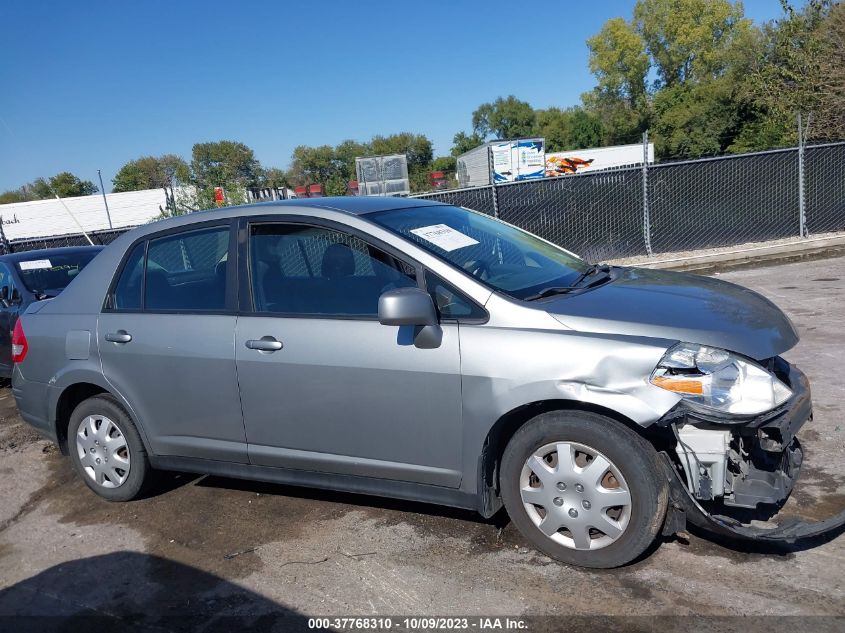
[105,331,132,344]
[245,336,283,352]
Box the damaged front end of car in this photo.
[650,347,845,543]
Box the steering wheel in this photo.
[463,259,491,280]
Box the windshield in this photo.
[372,205,590,300]
[15,250,100,295]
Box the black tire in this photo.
[68,394,150,502]
[500,410,668,568]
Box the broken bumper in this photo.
[660,453,845,543]
[658,361,845,543]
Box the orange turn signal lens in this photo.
[651,375,705,395]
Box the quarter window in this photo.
[110,242,144,310]
[425,271,486,320]
[250,224,417,316]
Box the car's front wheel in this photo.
[500,410,668,568]
[68,394,150,501]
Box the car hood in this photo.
[544,267,798,360]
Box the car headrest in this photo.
[321,243,355,278]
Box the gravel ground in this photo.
[610,230,845,267]
[0,256,843,631]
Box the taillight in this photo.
[11,319,27,363]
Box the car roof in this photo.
[0,245,104,263]
[233,196,447,216]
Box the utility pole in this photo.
[97,169,113,229]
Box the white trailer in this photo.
[456,139,546,188]
[545,142,655,177]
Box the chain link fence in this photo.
[2,227,130,254]
[414,141,845,261]
[3,142,843,260]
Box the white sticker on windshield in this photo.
[19,259,52,270]
[410,224,479,252]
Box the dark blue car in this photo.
[0,245,103,377]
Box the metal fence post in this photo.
[0,217,10,255]
[797,113,810,238]
[488,145,500,218]
[642,131,653,256]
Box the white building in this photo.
[0,189,167,242]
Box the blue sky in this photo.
[0,0,786,192]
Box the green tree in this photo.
[587,17,649,107]
[450,131,485,156]
[370,132,434,193]
[431,156,456,172]
[635,0,751,88]
[286,144,347,196]
[286,133,436,195]
[112,154,191,192]
[818,1,845,139]
[190,140,262,191]
[260,167,289,188]
[584,15,651,144]
[471,95,536,140]
[584,0,758,157]
[0,189,28,204]
[535,107,604,152]
[732,0,839,150]
[333,139,370,180]
[652,81,743,157]
[369,133,433,169]
[24,172,98,198]
[181,140,263,210]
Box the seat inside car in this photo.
[320,243,355,279]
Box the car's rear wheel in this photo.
[500,410,668,568]
[68,395,149,501]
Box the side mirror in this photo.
[378,287,442,349]
[0,286,8,308]
[10,288,20,305]
[378,287,438,326]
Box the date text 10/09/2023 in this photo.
[308,617,529,630]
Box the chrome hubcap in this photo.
[76,415,130,488]
[520,441,631,550]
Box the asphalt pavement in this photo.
[0,255,843,630]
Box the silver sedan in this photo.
[12,197,839,568]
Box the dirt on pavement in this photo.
[0,256,843,631]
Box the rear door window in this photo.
[107,225,231,312]
[145,227,230,311]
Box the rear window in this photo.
[15,250,100,295]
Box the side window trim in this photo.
[140,239,149,311]
[240,217,424,319]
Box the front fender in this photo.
[457,326,682,497]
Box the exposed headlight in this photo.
[650,343,792,416]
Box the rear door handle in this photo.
[245,336,283,352]
[105,331,132,344]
